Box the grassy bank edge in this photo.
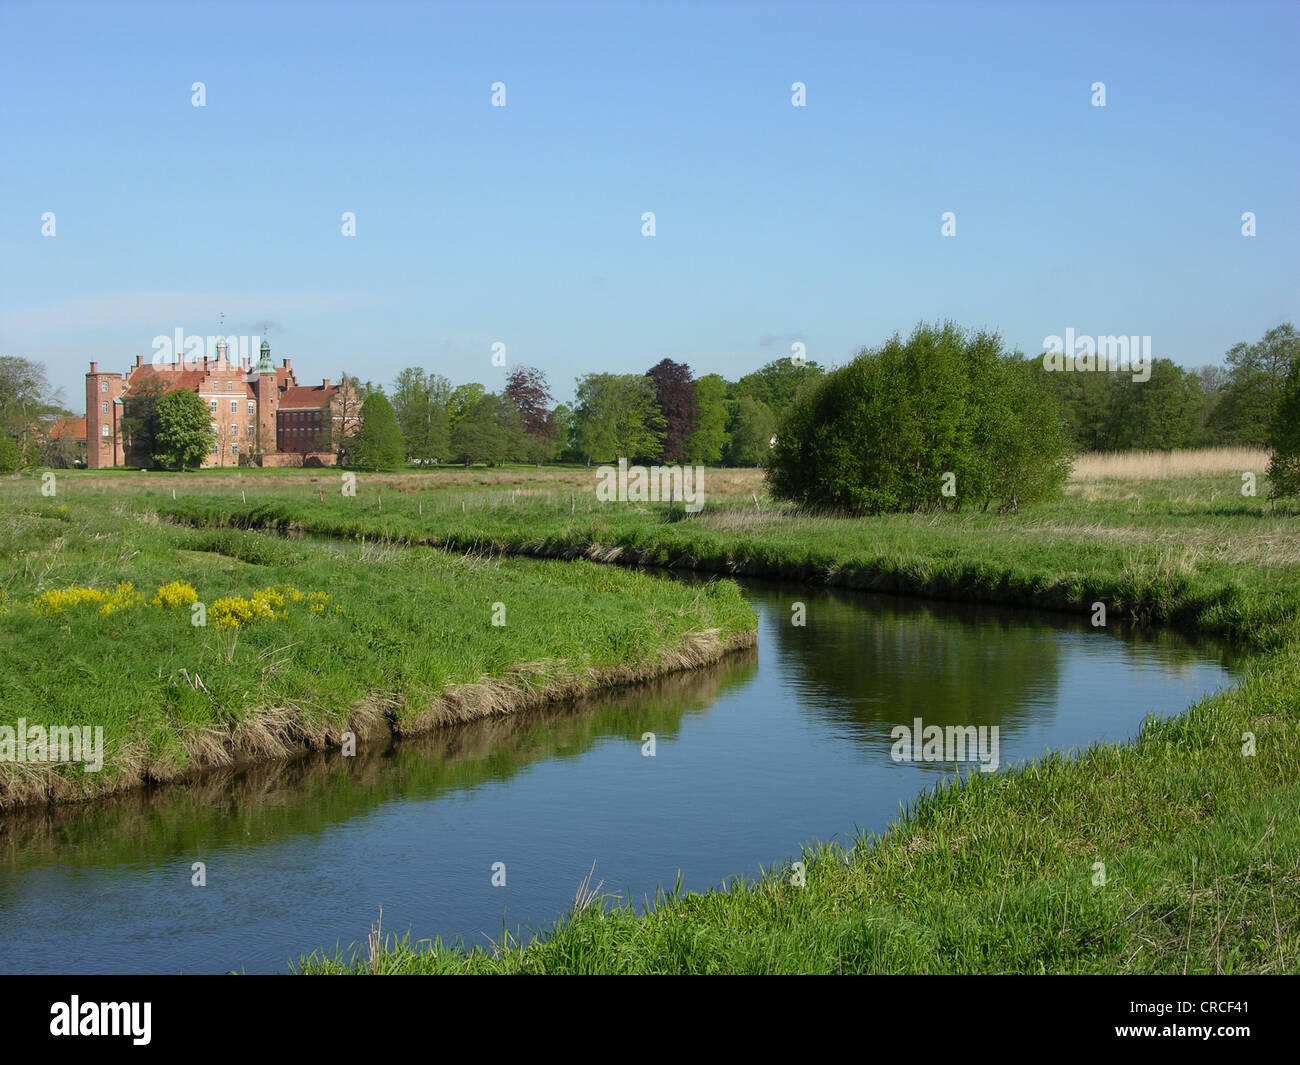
[158,500,1294,652]
[0,611,757,812]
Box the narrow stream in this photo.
[0,576,1240,974]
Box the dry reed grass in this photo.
[1069,448,1270,482]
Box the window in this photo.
[210,442,218,454]
[101,402,108,414]
[231,443,238,455]
[232,424,238,436]
[230,400,238,413]
[226,381,233,391]
[101,381,108,393]
[101,425,110,438]
[209,399,217,412]
[248,401,255,415]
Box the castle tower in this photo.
[85,362,126,468]
[253,339,279,457]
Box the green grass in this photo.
[0,495,755,806]
[4,462,1298,973]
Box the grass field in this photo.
[0,493,755,807]
[3,451,1297,972]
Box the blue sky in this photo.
[2,0,1296,410]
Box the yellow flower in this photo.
[98,581,143,616]
[149,581,199,609]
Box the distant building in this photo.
[43,416,87,467]
[85,340,359,468]
[48,417,86,444]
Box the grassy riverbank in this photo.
[4,454,1297,972]
[78,451,1300,650]
[0,496,755,807]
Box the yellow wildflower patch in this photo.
[150,581,199,609]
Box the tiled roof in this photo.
[278,384,340,409]
[49,417,86,441]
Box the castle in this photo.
[86,339,358,468]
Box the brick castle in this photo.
[86,339,358,468]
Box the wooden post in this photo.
[570,494,575,515]
[752,492,759,511]
[419,501,423,516]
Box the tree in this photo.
[447,383,487,439]
[768,322,1072,514]
[1267,356,1300,499]
[118,376,170,467]
[0,436,20,473]
[504,366,557,464]
[452,392,521,466]
[645,358,697,462]
[352,393,405,469]
[392,367,452,464]
[0,356,63,462]
[724,397,776,466]
[551,402,576,462]
[153,390,215,470]
[317,374,368,465]
[733,357,825,411]
[1208,323,1299,446]
[1115,359,1201,450]
[685,373,728,465]
[572,373,665,463]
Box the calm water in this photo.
[0,578,1239,974]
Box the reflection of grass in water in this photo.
[0,648,756,872]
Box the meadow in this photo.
[0,489,755,806]
[3,450,1297,973]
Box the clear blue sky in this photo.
[2,0,1296,410]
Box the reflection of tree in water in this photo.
[755,584,1065,741]
[0,649,756,875]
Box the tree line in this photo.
[1038,324,1298,451]
[364,357,827,468]
[0,322,1295,473]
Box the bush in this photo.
[0,436,20,473]
[767,322,1074,514]
[1267,357,1300,499]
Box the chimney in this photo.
[90,361,98,373]
[282,358,292,370]
[135,355,143,367]
[242,357,250,371]
[322,378,331,389]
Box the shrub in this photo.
[767,321,1074,514]
[1267,356,1300,499]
